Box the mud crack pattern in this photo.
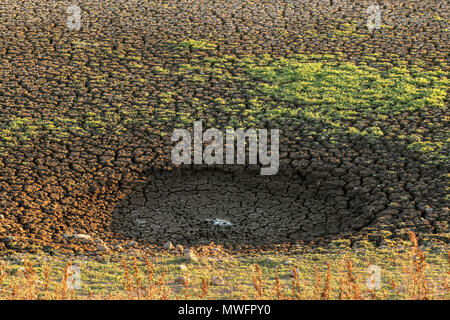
[0,0,448,252]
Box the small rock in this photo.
[94,239,104,245]
[96,244,109,251]
[211,218,232,227]
[126,241,137,247]
[265,257,276,263]
[0,214,4,219]
[212,276,225,286]
[184,248,198,262]
[163,241,174,250]
[283,260,293,265]
[290,268,300,278]
[1,236,14,244]
[113,244,123,251]
[178,264,188,271]
[16,267,26,277]
[95,256,107,263]
[174,276,190,285]
[62,233,72,239]
[72,234,93,244]
[428,245,443,253]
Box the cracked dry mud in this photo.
[0,0,448,252]
[112,167,380,245]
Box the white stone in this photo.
[212,276,225,286]
[184,248,198,262]
[97,244,109,251]
[290,268,300,278]
[72,234,93,244]
[126,241,137,247]
[163,241,174,250]
[175,276,190,285]
[178,264,188,271]
[206,218,233,226]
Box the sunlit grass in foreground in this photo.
[0,233,448,300]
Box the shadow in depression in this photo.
[110,166,376,246]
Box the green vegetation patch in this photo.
[247,55,447,116]
[176,39,217,50]
[178,50,448,160]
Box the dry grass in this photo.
[0,233,448,300]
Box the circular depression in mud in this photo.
[111,167,379,245]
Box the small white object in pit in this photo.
[206,218,233,227]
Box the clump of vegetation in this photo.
[177,39,217,50]
[246,56,447,116]
[177,52,448,159]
